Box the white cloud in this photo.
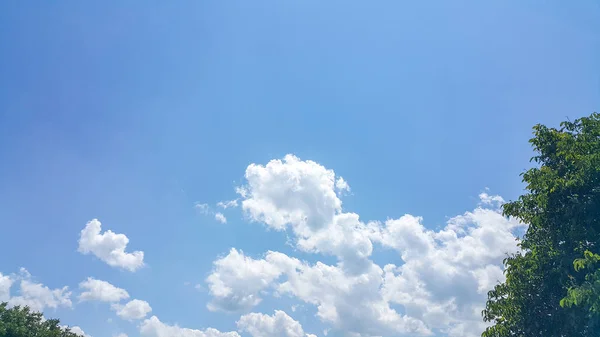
[217,199,238,209]
[8,271,72,312]
[377,203,524,336]
[114,334,128,337]
[78,277,129,302]
[18,267,30,279]
[237,310,314,337]
[240,154,341,233]
[235,186,248,198]
[335,177,350,193]
[140,316,240,337]
[215,212,227,224]
[62,325,91,337]
[206,248,291,312]
[207,249,430,336]
[78,219,144,272]
[478,191,505,206]
[207,154,525,337]
[295,212,373,274]
[196,202,230,224]
[0,272,13,302]
[276,257,431,336]
[237,155,372,274]
[0,154,525,337]
[195,203,210,214]
[112,299,152,321]
[0,269,71,314]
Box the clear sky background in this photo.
[0,2,598,337]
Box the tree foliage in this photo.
[482,112,600,336]
[0,303,82,337]
[561,250,600,314]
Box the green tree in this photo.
[561,250,600,314]
[0,302,83,337]
[481,112,600,336]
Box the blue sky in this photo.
[0,1,598,337]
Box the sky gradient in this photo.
[0,1,599,337]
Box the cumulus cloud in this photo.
[7,269,72,312]
[206,249,429,336]
[206,154,525,337]
[376,205,522,336]
[0,154,523,337]
[237,310,314,337]
[112,299,152,321]
[78,219,144,272]
[0,273,13,302]
[206,248,292,312]
[215,213,227,224]
[140,316,240,337]
[276,255,429,336]
[239,154,341,232]
[237,155,372,274]
[78,277,129,302]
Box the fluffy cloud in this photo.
[7,269,72,312]
[112,299,152,321]
[0,273,13,302]
[206,154,525,337]
[78,219,145,272]
[237,310,313,337]
[215,212,227,224]
[240,154,341,233]
[238,155,372,274]
[1,154,523,337]
[206,248,429,336]
[278,259,431,336]
[206,248,292,312]
[140,316,240,337]
[376,207,521,336]
[78,277,129,302]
